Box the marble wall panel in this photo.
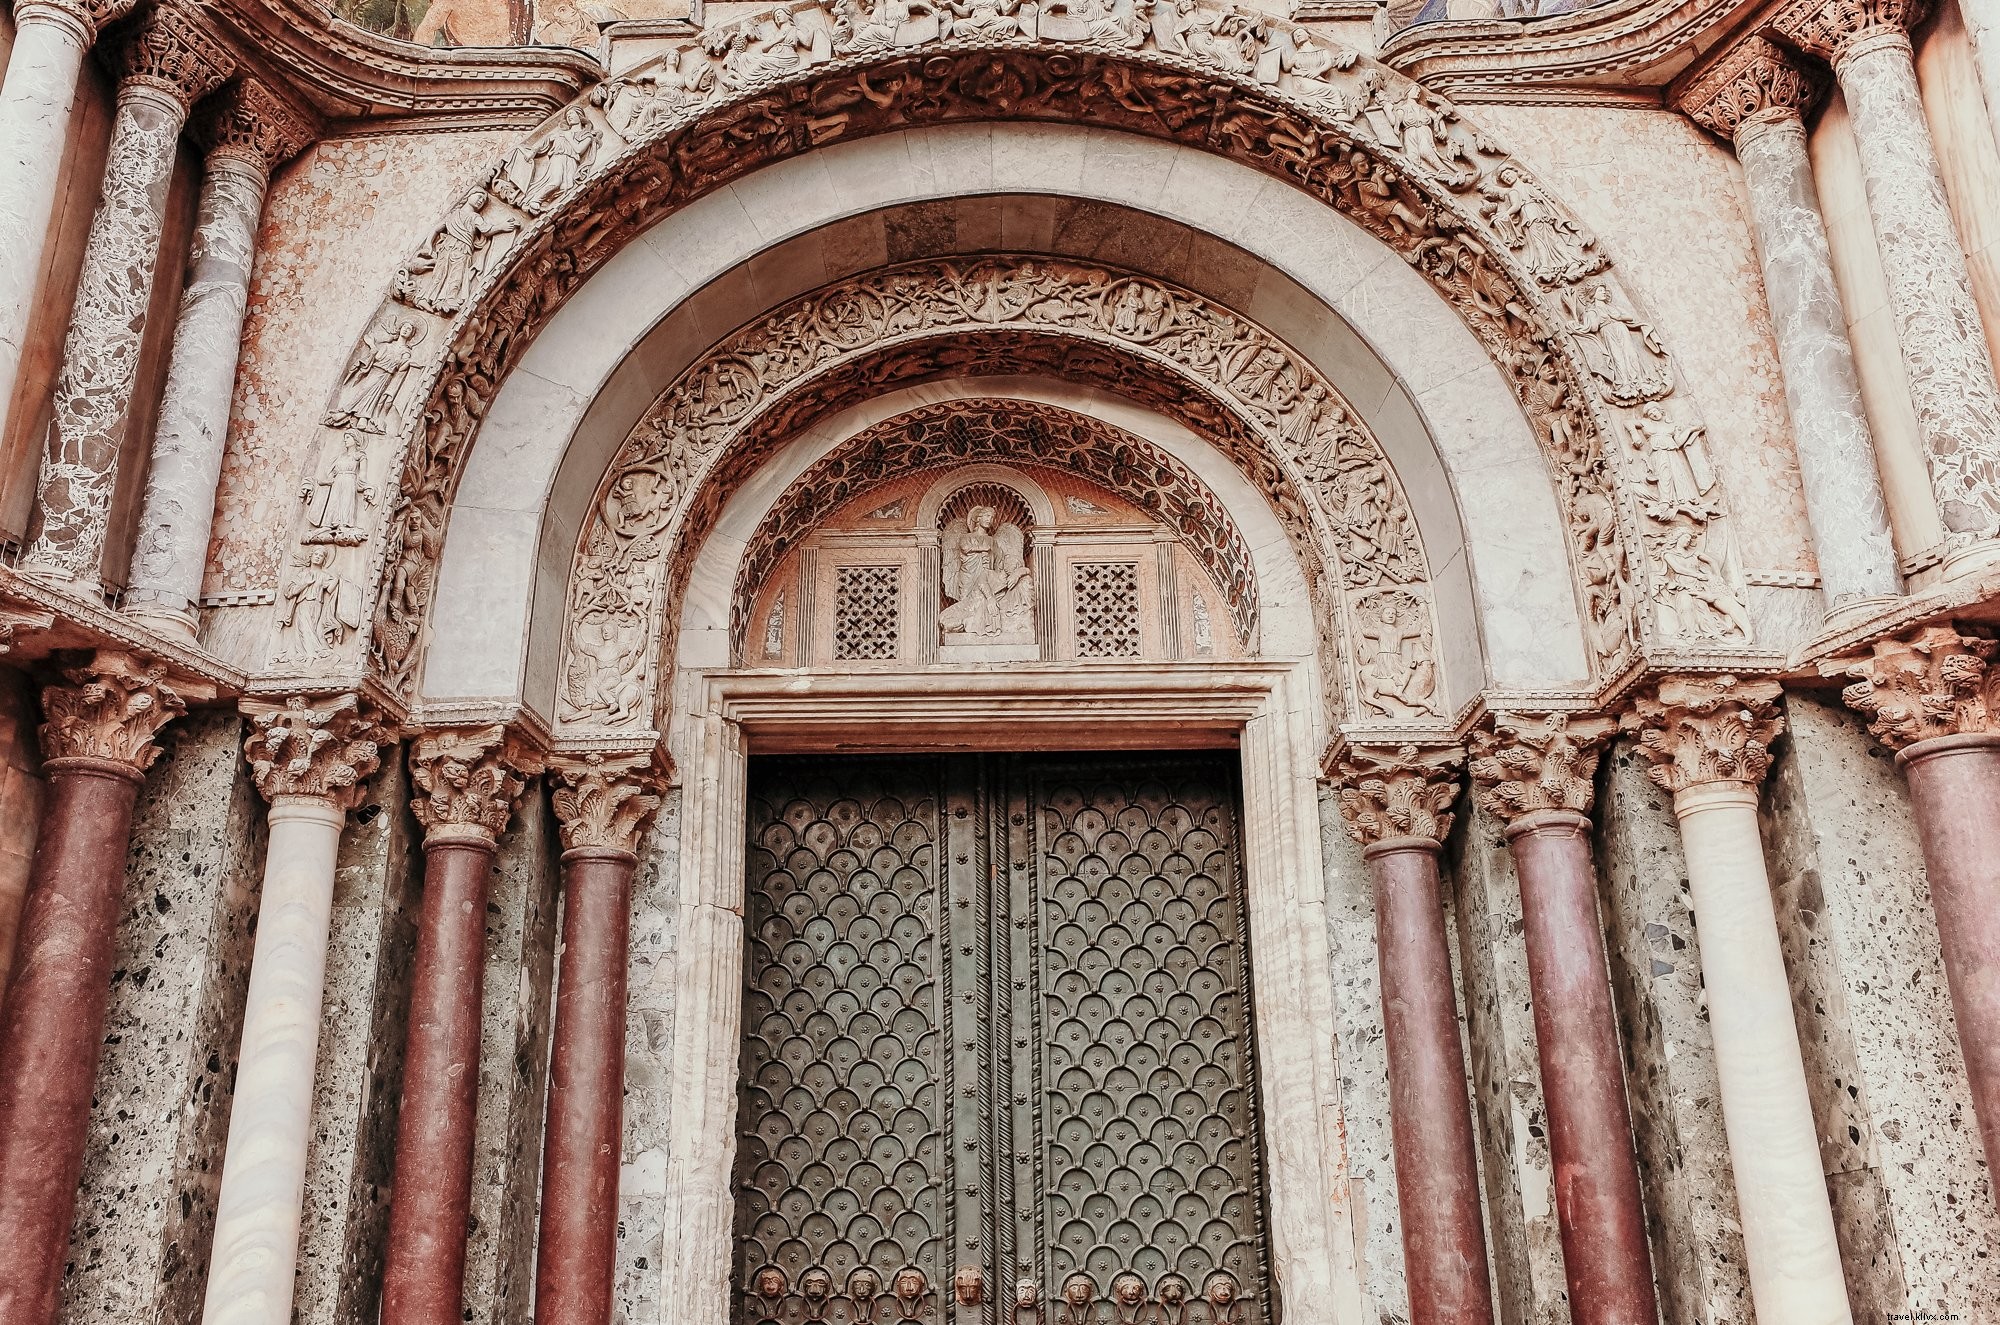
[1591,742,1752,1325]
[1444,808,1565,1325]
[0,668,45,1008]
[292,748,422,1325]
[1486,106,1818,581]
[1761,693,1998,1315]
[464,783,562,1325]
[60,709,263,1325]
[1918,0,2000,378]
[1316,787,1407,1322]
[620,792,684,1325]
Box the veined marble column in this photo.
[537,752,665,1325]
[0,652,185,1325]
[1334,745,1494,1325]
[200,695,390,1325]
[1778,0,2000,557]
[1961,0,2000,156]
[0,0,137,438]
[382,727,536,1325]
[18,3,231,590]
[1826,625,2000,1184]
[1467,715,1657,1325]
[124,82,313,637]
[1680,39,1901,616]
[1623,677,1852,1325]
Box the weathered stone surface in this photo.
[617,791,682,1325]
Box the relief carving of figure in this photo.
[301,432,374,545]
[275,548,362,665]
[1057,1275,1097,1325]
[1562,283,1672,403]
[563,554,655,723]
[752,1267,788,1325]
[1152,1277,1190,1325]
[1377,83,1474,188]
[954,1267,984,1308]
[1629,402,1718,513]
[597,53,717,139]
[950,0,1021,38]
[499,107,601,214]
[1355,591,1437,717]
[1480,164,1599,286]
[802,1268,835,1324]
[1013,1279,1042,1325]
[397,188,520,315]
[323,319,423,433]
[720,5,831,87]
[1655,525,1751,641]
[850,1268,883,1325]
[1202,1275,1242,1325]
[1109,1274,1146,1325]
[892,1268,929,1323]
[940,506,1034,642]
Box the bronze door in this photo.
[737,755,1271,1325]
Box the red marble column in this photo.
[535,846,637,1325]
[1898,732,2000,1175]
[0,656,184,1325]
[1365,835,1496,1325]
[1506,811,1658,1325]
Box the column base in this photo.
[1941,537,2000,581]
[123,605,200,641]
[1818,593,1904,634]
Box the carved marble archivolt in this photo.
[278,2,1749,725]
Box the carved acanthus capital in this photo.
[410,724,542,844]
[549,749,670,854]
[39,650,188,772]
[1621,674,1785,795]
[13,0,139,43]
[1334,743,1464,846]
[113,3,234,113]
[1773,0,1929,66]
[1467,712,1618,823]
[196,79,318,177]
[243,693,393,810]
[1820,624,2000,750]
[1678,37,1825,141]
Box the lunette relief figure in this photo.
[940,505,1034,642]
[1355,592,1437,717]
[323,318,423,433]
[499,107,600,213]
[301,432,374,545]
[397,188,520,314]
[1562,283,1672,403]
[1480,164,1599,285]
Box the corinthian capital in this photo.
[113,3,234,113]
[39,650,188,771]
[14,0,140,43]
[1774,0,1929,65]
[1333,743,1464,846]
[196,79,318,177]
[1467,712,1618,824]
[410,725,541,844]
[1621,674,1785,794]
[243,693,393,810]
[1679,37,1825,141]
[549,749,670,854]
[1820,624,2000,749]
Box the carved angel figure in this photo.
[940,506,1034,641]
[398,187,519,314]
[1480,164,1599,285]
[1562,283,1672,403]
[323,319,422,433]
[505,107,599,213]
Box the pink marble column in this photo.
[383,729,535,1325]
[1336,744,1493,1325]
[536,753,664,1325]
[1470,715,1656,1325]
[0,654,185,1325]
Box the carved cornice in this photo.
[1333,743,1465,846]
[243,692,392,808]
[113,3,237,113]
[196,77,320,174]
[409,723,541,843]
[1771,0,1929,66]
[548,748,670,854]
[39,650,189,772]
[1620,673,1784,793]
[1820,623,2000,750]
[1467,711,1618,822]
[1676,35,1824,141]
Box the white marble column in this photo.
[1780,0,2000,559]
[1961,0,2000,154]
[124,82,312,636]
[18,4,231,590]
[0,0,125,439]
[1681,39,1900,617]
[201,695,390,1325]
[1624,676,1852,1325]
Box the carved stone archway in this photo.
[273,4,1752,727]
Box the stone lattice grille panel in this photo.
[1072,563,1142,659]
[833,565,900,661]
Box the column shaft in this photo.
[1672,783,1850,1325]
[535,847,634,1325]
[382,836,499,1325]
[1896,734,2000,1176]
[1365,838,1494,1325]
[200,797,347,1325]
[1505,812,1657,1325]
[1732,110,1900,609]
[22,80,188,586]
[1836,28,2000,543]
[0,759,142,1325]
[124,152,269,632]
[1962,0,2000,162]
[0,3,91,439]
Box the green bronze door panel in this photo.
[739,754,1269,1325]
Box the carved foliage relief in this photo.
[280,5,1745,713]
